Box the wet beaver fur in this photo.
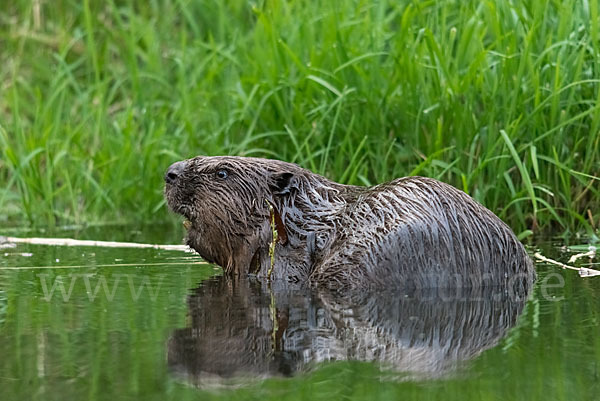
[164,156,534,289]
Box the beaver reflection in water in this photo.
[167,276,531,384]
[164,156,534,289]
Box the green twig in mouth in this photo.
[265,199,278,280]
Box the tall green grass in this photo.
[1,0,599,237]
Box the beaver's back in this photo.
[311,176,535,289]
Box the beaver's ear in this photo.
[270,171,296,195]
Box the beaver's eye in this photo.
[215,169,229,180]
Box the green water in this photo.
[0,226,598,401]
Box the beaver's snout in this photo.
[165,160,187,184]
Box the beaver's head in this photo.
[164,156,302,273]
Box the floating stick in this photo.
[534,252,600,277]
[1,236,191,251]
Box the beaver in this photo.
[164,156,535,289]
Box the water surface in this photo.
[0,226,598,401]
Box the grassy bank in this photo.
[1,0,599,237]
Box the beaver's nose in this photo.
[165,160,187,184]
